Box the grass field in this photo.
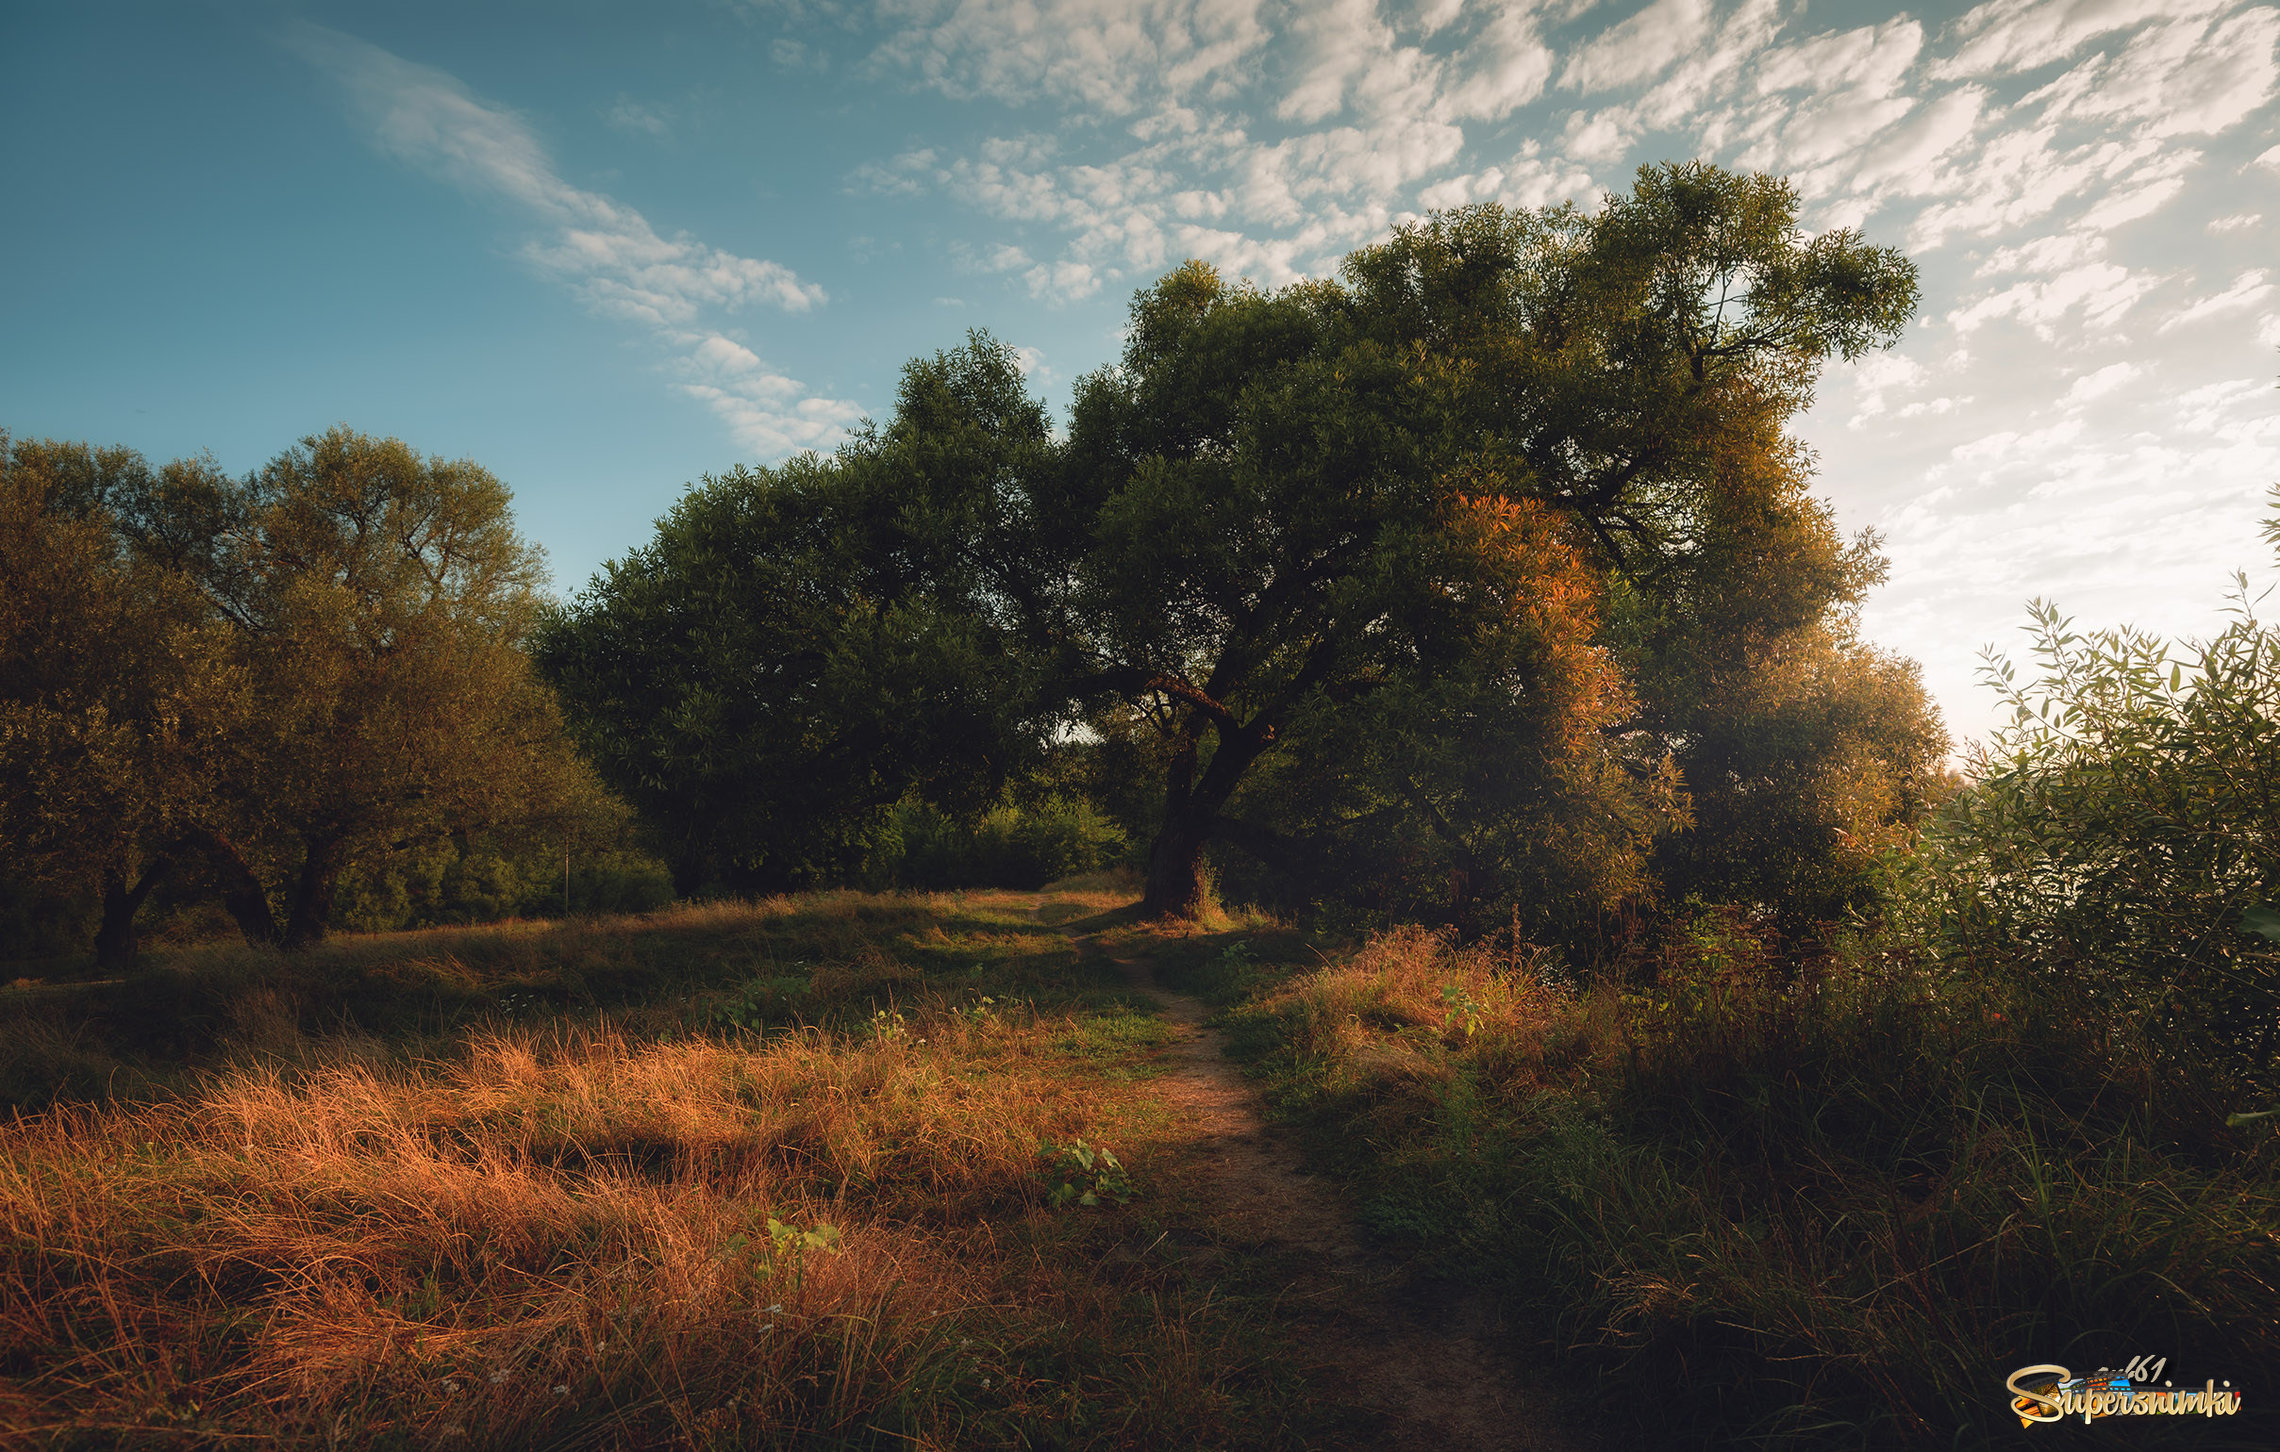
[9,888,2275,1449]
[0,881,1348,1449]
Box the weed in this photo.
[1038,1139,1136,1208]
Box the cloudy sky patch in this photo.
[3,0,2275,740]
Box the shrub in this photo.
[1902,524,2280,1095]
[875,795,1128,891]
[1228,924,2280,1447]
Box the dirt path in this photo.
[1055,909,1599,1452]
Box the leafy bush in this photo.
[874,795,1128,891]
[333,843,674,932]
[1904,515,2280,1095]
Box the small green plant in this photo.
[1037,1139,1134,1207]
[1439,982,1485,1039]
[708,976,790,1033]
[719,1215,845,1284]
[868,1006,908,1041]
[959,994,999,1024]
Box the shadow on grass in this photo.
[0,888,1145,1110]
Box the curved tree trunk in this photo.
[283,833,346,952]
[187,828,281,949]
[93,856,172,973]
[1137,718,1277,920]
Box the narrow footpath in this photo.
[1059,911,1600,1452]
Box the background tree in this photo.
[0,436,239,968]
[3,426,621,957]
[535,343,1050,895]
[1609,423,1951,936]
[1906,510,2280,1089]
[182,428,610,949]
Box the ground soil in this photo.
[1056,907,1603,1452]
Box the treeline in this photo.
[537,162,1948,948]
[5,162,1960,972]
[0,429,656,969]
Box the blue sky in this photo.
[5,0,2278,742]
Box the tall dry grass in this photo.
[0,884,1303,1448]
[0,887,1130,1111]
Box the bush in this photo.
[332,843,676,932]
[873,795,1128,891]
[1902,520,2280,1096]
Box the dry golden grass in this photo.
[0,883,1318,1449]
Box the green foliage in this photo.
[534,340,1053,897]
[1226,925,2279,1448]
[535,164,1932,934]
[1036,1139,1135,1208]
[331,843,674,933]
[871,793,1128,891]
[0,435,242,967]
[1,426,634,963]
[1906,517,2280,1092]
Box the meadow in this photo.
[0,883,1352,1450]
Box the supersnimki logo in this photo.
[2006,1356,2244,1426]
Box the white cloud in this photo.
[1845,351,1929,425]
[2062,361,2140,405]
[290,24,850,457]
[2160,269,2276,330]
[870,0,1271,114]
[1560,0,1713,94]
[1975,229,2106,277]
[1756,19,1924,98]
[1025,258,1101,300]
[2209,212,2263,232]
[1440,7,1555,120]
[1935,0,2232,80]
[1948,262,2168,336]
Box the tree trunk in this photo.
[1141,804,1217,919]
[188,828,281,949]
[1138,720,1277,920]
[93,856,172,973]
[283,833,345,952]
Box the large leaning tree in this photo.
[1040,163,1920,917]
[544,163,1926,923]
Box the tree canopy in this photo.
[545,163,1942,935]
[1,427,617,962]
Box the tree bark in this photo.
[92,856,172,973]
[1141,803,1218,919]
[187,828,281,949]
[282,833,345,952]
[1138,719,1277,920]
